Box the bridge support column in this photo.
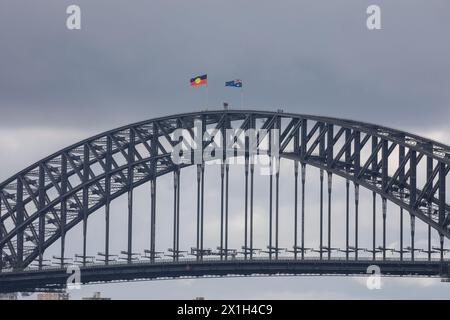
[318,123,325,260]
[38,163,45,269]
[439,161,446,263]
[382,197,387,260]
[127,188,134,263]
[319,169,324,260]
[104,197,111,265]
[220,162,225,260]
[326,124,333,260]
[345,128,351,261]
[345,179,350,260]
[372,192,377,260]
[220,124,226,261]
[104,136,112,265]
[196,164,200,260]
[354,129,361,261]
[173,169,180,261]
[201,163,205,258]
[244,147,249,260]
[60,154,68,268]
[294,161,298,259]
[225,163,229,260]
[273,116,281,260]
[224,113,230,260]
[268,131,273,260]
[327,172,332,260]
[292,123,300,259]
[372,136,378,261]
[196,164,204,260]
[127,129,135,263]
[16,177,24,270]
[354,183,359,261]
[411,215,416,261]
[300,119,307,260]
[82,145,89,267]
[275,162,280,260]
[426,155,433,261]
[176,170,180,260]
[250,163,254,259]
[150,177,156,262]
[399,144,405,262]
[149,122,159,263]
[400,198,404,262]
[410,150,417,262]
[301,163,306,260]
[381,139,388,261]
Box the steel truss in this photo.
[0,110,450,288]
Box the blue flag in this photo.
[225,79,243,88]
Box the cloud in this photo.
[1,0,450,299]
[0,0,449,131]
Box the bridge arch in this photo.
[0,110,449,275]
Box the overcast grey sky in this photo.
[1,0,450,299]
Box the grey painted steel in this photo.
[0,109,449,288]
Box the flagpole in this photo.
[206,82,209,109]
[241,85,244,109]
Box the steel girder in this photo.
[0,258,447,293]
[0,110,449,270]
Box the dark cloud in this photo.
[0,0,449,134]
[1,0,450,299]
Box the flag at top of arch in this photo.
[190,74,208,86]
[225,79,242,88]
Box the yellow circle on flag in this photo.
[195,78,201,84]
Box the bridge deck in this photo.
[1,257,449,293]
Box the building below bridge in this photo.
[0,293,18,300]
[37,292,69,300]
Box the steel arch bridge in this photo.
[1,109,450,292]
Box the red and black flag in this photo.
[190,74,208,86]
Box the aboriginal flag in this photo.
[190,74,208,86]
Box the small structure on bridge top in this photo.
[82,292,111,300]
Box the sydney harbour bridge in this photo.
[1,109,450,293]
